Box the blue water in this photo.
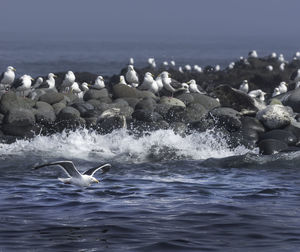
[1,37,300,251]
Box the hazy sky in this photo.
[1,0,300,41]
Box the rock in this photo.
[96,110,127,134]
[113,98,129,106]
[135,97,157,112]
[256,104,293,129]
[2,108,37,137]
[84,117,98,128]
[83,88,110,101]
[57,106,81,121]
[52,102,66,116]
[132,109,163,122]
[121,97,141,108]
[282,88,300,112]
[72,102,95,118]
[170,122,187,136]
[112,84,157,100]
[159,96,186,108]
[258,139,288,155]
[209,107,242,132]
[165,106,186,123]
[154,103,173,118]
[39,90,64,105]
[86,99,106,110]
[63,93,80,105]
[166,103,207,123]
[0,113,4,125]
[188,117,215,132]
[0,92,35,115]
[259,129,297,146]
[214,85,258,113]
[176,93,194,106]
[35,101,56,123]
[240,116,265,134]
[190,93,220,110]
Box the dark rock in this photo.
[209,107,242,132]
[0,92,35,115]
[214,85,258,113]
[159,96,186,108]
[154,103,173,118]
[35,101,56,123]
[72,102,95,118]
[57,106,81,121]
[176,93,194,106]
[0,113,4,125]
[132,109,163,122]
[83,88,111,102]
[170,122,187,136]
[135,97,157,112]
[113,84,157,100]
[96,115,127,134]
[121,97,141,108]
[190,93,220,110]
[39,90,64,105]
[188,117,215,132]
[258,139,288,155]
[113,98,129,106]
[165,106,186,123]
[84,117,98,127]
[63,93,80,105]
[52,102,66,115]
[241,116,265,134]
[282,88,300,112]
[259,129,297,146]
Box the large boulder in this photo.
[259,129,297,146]
[112,84,157,100]
[282,88,300,112]
[214,85,258,113]
[39,90,64,105]
[209,107,242,132]
[83,88,111,103]
[0,92,35,114]
[35,101,56,123]
[52,102,66,115]
[190,93,220,111]
[176,93,195,106]
[72,102,95,118]
[57,106,81,121]
[159,96,186,108]
[135,97,157,112]
[132,109,163,122]
[256,104,293,129]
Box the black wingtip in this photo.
[101,164,111,174]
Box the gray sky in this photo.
[1,0,300,40]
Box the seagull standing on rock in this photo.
[272,87,281,97]
[248,89,266,102]
[32,77,43,89]
[12,74,34,97]
[278,81,288,94]
[0,66,16,90]
[61,70,76,92]
[290,69,300,83]
[125,65,139,88]
[119,75,128,85]
[161,72,185,96]
[139,72,158,94]
[187,79,203,94]
[91,76,105,89]
[40,73,57,90]
[239,80,249,93]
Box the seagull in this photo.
[155,72,166,91]
[61,71,76,92]
[214,65,221,72]
[139,72,158,94]
[163,61,169,68]
[184,64,192,72]
[40,73,57,89]
[148,58,156,68]
[279,63,285,71]
[71,82,81,94]
[161,72,185,96]
[266,65,273,72]
[248,89,266,101]
[77,82,89,99]
[278,81,288,94]
[178,66,184,73]
[248,50,258,58]
[270,52,277,59]
[228,62,235,70]
[33,161,111,187]
[187,79,203,94]
[278,54,286,63]
[295,52,300,58]
[272,87,281,97]
[32,77,43,89]
[12,75,34,96]
[119,75,128,85]
[170,60,176,67]
[239,80,249,93]
[125,65,139,87]
[129,57,134,65]
[91,76,105,90]
[0,66,16,87]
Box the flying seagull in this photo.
[34,161,111,187]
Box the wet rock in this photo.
[135,97,157,112]
[176,93,194,106]
[170,122,187,136]
[282,88,300,113]
[35,101,56,123]
[159,96,186,108]
[258,139,288,155]
[113,84,157,100]
[256,104,293,129]
[96,108,127,134]
[259,129,297,146]
[121,97,141,109]
[39,90,64,105]
[0,113,4,125]
[63,93,80,105]
[57,106,81,121]
[83,88,112,103]
[132,109,163,122]
[154,103,173,118]
[209,107,242,132]
[72,102,95,118]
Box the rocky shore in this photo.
[2,53,300,155]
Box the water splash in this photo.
[0,129,256,163]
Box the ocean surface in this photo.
[1,37,300,251]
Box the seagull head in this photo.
[90,177,99,184]
[7,66,16,72]
[48,73,57,78]
[128,65,134,71]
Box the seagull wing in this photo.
[83,163,111,176]
[290,71,298,81]
[11,78,23,90]
[33,161,82,178]
[0,72,4,82]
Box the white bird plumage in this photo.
[125,65,139,87]
[61,71,75,92]
[239,80,249,93]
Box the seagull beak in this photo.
[53,75,57,78]
[168,74,171,77]
[31,77,34,81]
[12,68,16,72]
[94,178,99,183]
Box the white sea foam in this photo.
[0,129,257,163]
